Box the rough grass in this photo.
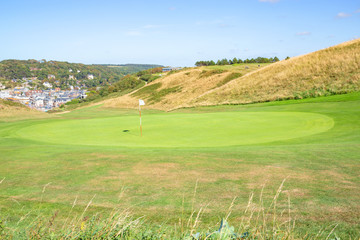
[104,64,266,110]
[103,39,359,111]
[199,69,226,78]
[194,38,360,106]
[0,99,48,122]
[215,72,242,88]
[131,83,183,103]
[0,179,344,239]
[131,82,162,97]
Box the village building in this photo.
[1,85,87,112]
[43,82,53,88]
[162,67,182,72]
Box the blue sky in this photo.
[0,0,359,66]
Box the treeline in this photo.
[98,63,163,68]
[195,56,280,66]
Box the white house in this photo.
[43,82,53,88]
[0,90,11,98]
[162,67,182,72]
[87,74,94,80]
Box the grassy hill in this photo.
[103,38,360,110]
[103,63,272,110]
[195,38,360,106]
[0,99,47,121]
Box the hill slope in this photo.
[104,39,360,110]
[195,38,360,106]
[0,99,46,121]
[104,63,271,110]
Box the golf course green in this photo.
[17,112,333,147]
[0,92,359,238]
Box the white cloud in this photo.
[125,31,142,36]
[259,0,280,3]
[296,31,311,36]
[336,12,352,18]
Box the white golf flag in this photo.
[139,99,145,106]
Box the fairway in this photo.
[17,111,333,147]
[1,93,360,238]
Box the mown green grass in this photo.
[17,112,333,147]
[0,92,359,238]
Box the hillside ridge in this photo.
[193,38,360,106]
[102,38,360,110]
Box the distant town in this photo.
[0,60,170,111]
[0,80,87,112]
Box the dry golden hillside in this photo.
[194,38,360,106]
[0,99,46,121]
[103,64,270,110]
[104,38,360,110]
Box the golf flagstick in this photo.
[139,99,145,136]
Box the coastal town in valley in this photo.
[0,75,87,112]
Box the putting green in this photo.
[16,111,334,147]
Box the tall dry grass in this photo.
[103,65,267,111]
[0,99,47,121]
[0,179,347,239]
[194,38,360,106]
[102,39,360,111]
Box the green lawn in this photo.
[0,92,359,238]
[17,112,333,147]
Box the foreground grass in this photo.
[0,180,342,239]
[0,92,360,238]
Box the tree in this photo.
[220,58,229,65]
[108,86,116,93]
